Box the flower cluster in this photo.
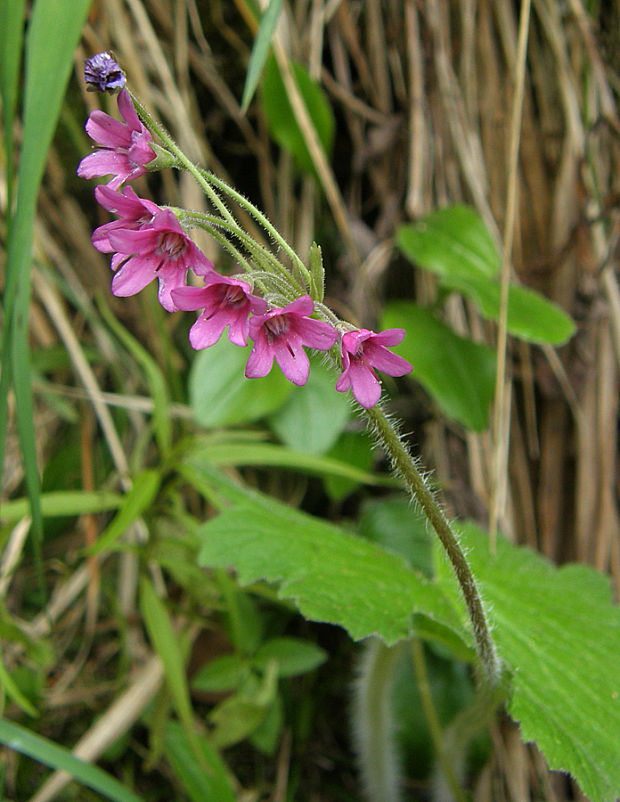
[78,54,412,408]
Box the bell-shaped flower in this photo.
[336,328,412,408]
[77,89,155,189]
[245,296,338,386]
[107,210,213,312]
[92,185,160,254]
[172,274,267,349]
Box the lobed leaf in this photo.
[437,525,620,802]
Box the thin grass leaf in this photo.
[0,0,26,204]
[0,0,92,593]
[241,0,284,114]
[0,719,142,802]
[139,578,206,770]
[87,471,161,557]
[0,656,38,718]
[0,490,123,525]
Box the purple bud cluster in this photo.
[78,57,412,407]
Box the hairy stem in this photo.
[366,406,501,685]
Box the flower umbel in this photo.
[107,209,213,312]
[92,185,160,255]
[172,274,267,348]
[336,328,413,408]
[246,296,338,385]
[84,52,126,94]
[77,89,155,190]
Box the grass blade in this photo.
[0,719,142,802]
[240,0,284,114]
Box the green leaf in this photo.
[183,439,395,487]
[207,663,278,749]
[0,0,93,592]
[262,53,334,174]
[397,205,499,282]
[0,490,123,525]
[323,430,375,500]
[444,273,576,345]
[192,655,250,693]
[240,0,283,113]
[189,337,293,427]
[0,719,141,802]
[358,497,433,577]
[252,637,327,677]
[268,359,351,455]
[163,721,236,802]
[89,471,161,556]
[0,0,26,202]
[0,657,38,717]
[382,302,496,431]
[139,578,203,766]
[197,491,470,646]
[439,525,620,802]
[397,207,575,345]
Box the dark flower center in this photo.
[156,232,187,260]
[264,314,290,343]
[215,284,247,308]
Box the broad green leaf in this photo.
[249,693,283,755]
[323,430,375,500]
[397,206,499,282]
[444,273,576,345]
[0,719,141,802]
[252,637,327,677]
[262,53,335,174]
[164,721,235,802]
[189,337,293,427]
[89,471,161,556]
[358,497,433,577]
[197,492,470,646]
[382,302,496,431]
[397,206,575,345]
[268,359,351,455]
[0,490,123,525]
[241,0,283,113]
[438,526,620,802]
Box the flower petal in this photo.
[111,255,158,297]
[245,335,274,378]
[364,342,412,376]
[273,336,310,385]
[85,110,132,148]
[294,317,338,350]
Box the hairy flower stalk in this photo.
[367,406,501,684]
[79,56,500,686]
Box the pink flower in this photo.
[172,274,267,348]
[336,328,412,408]
[107,209,213,312]
[77,89,155,189]
[245,296,338,386]
[92,185,160,254]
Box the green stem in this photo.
[129,92,237,227]
[197,168,314,289]
[366,406,501,685]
